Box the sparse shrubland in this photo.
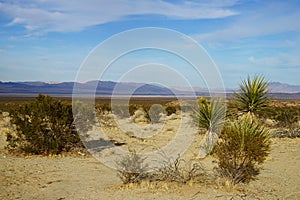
[1,75,298,192]
[258,104,300,138]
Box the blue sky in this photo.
[0,0,299,87]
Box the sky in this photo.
[0,0,299,88]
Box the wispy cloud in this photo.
[0,0,238,34]
[193,1,300,42]
[248,53,300,69]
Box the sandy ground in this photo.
[1,114,300,200]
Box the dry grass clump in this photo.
[149,155,206,184]
[116,152,207,185]
[116,150,148,184]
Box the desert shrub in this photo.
[214,115,271,185]
[6,94,83,154]
[150,155,206,184]
[165,105,178,116]
[273,106,299,128]
[128,104,139,116]
[116,152,206,185]
[256,104,300,138]
[116,150,148,184]
[96,103,111,114]
[131,108,149,123]
[73,101,95,135]
[234,75,270,115]
[148,104,166,123]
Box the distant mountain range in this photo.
[0,81,299,98]
[0,81,177,96]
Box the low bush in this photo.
[150,155,206,184]
[214,115,271,185]
[165,105,178,116]
[116,150,148,184]
[6,94,84,155]
[116,152,206,185]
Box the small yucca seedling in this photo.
[234,75,270,115]
[214,115,271,185]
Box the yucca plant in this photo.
[192,97,226,157]
[234,75,270,115]
[214,115,271,185]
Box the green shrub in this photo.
[165,105,178,116]
[274,107,299,128]
[6,94,83,154]
[214,115,271,185]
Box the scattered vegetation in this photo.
[256,102,300,138]
[1,74,298,190]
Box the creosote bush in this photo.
[6,94,83,155]
[214,115,271,185]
